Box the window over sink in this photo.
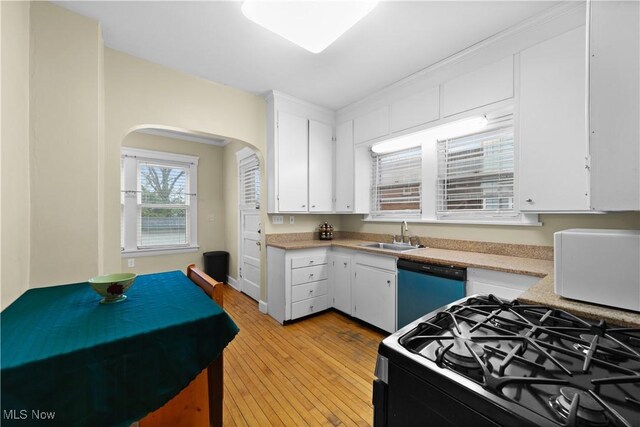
[121,147,199,255]
[366,111,538,225]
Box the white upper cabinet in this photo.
[266,91,334,214]
[335,121,354,212]
[519,26,589,212]
[442,56,514,117]
[589,0,640,211]
[389,85,440,134]
[353,106,389,144]
[277,111,309,212]
[308,120,334,212]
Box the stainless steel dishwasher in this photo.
[397,259,466,329]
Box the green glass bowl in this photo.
[88,273,137,304]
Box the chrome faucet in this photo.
[400,221,408,244]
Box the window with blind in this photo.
[371,146,422,216]
[121,148,199,254]
[239,154,260,210]
[437,127,515,218]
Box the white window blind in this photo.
[137,162,191,248]
[371,146,422,215]
[437,127,515,217]
[239,154,260,210]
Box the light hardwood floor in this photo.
[222,284,386,427]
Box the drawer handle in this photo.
[302,204,306,208]
[309,260,314,264]
[346,205,350,208]
[343,262,348,267]
[312,205,316,208]
[525,198,533,203]
[309,273,314,278]
[309,289,314,294]
[310,305,314,311]
[387,280,391,286]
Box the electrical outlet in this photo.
[127,259,135,268]
[289,215,295,225]
[272,215,283,225]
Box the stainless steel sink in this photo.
[359,242,418,252]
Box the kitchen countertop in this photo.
[267,238,640,328]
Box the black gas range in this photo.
[373,295,640,427]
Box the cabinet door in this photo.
[332,254,352,315]
[308,120,333,212]
[589,0,640,211]
[389,86,439,133]
[335,121,354,212]
[277,111,308,212]
[353,264,396,333]
[519,27,589,211]
[353,106,389,144]
[442,56,514,117]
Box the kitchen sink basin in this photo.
[359,242,418,252]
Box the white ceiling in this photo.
[56,1,559,111]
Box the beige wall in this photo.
[104,49,267,280]
[1,1,31,308]
[341,212,640,246]
[120,132,226,275]
[28,2,104,287]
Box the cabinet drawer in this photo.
[292,280,328,302]
[291,264,328,285]
[291,295,329,319]
[291,254,328,269]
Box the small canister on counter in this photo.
[319,222,334,240]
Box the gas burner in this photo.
[490,311,524,332]
[440,337,485,370]
[579,334,620,350]
[549,387,609,426]
[572,334,628,363]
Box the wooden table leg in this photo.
[207,354,223,427]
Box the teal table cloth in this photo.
[1,270,239,426]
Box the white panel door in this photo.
[442,56,514,117]
[519,26,589,211]
[335,121,354,212]
[353,264,396,333]
[240,211,261,301]
[277,111,308,212]
[332,253,352,315]
[390,86,440,133]
[353,106,390,144]
[308,120,333,212]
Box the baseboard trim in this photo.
[226,276,240,291]
[259,300,268,314]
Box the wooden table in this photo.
[1,266,237,427]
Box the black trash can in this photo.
[203,251,229,283]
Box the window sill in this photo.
[362,217,542,227]
[121,246,200,257]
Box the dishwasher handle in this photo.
[397,259,466,281]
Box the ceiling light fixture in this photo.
[371,116,489,154]
[241,1,379,54]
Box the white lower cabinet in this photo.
[267,246,330,323]
[353,253,397,333]
[331,250,352,315]
[466,268,539,301]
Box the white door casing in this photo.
[237,147,261,302]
